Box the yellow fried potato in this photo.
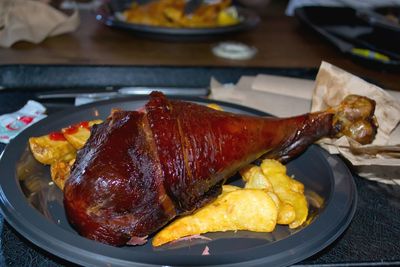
[29,135,76,165]
[62,120,102,149]
[50,159,74,190]
[240,164,273,191]
[240,164,296,225]
[221,184,241,193]
[31,120,101,188]
[123,0,238,28]
[206,103,224,111]
[218,8,239,26]
[153,186,278,247]
[277,202,296,225]
[163,7,183,24]
[261,159,308,228]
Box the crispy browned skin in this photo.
[63,92,376,246]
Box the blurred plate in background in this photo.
[95,0,260,39]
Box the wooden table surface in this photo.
[1,0,399,91]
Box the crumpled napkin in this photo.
[210,61,400,185]
[0,0,79,47]
[209,75,314,118]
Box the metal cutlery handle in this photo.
[118,86,209,96]
[36,86,210,99]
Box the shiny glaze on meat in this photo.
[64,92,376,246]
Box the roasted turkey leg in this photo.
[64,92,377,246]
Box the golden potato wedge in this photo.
[218,9,239,26]
[29,134,76,165]
[206,103,224,111]
[260,159,308,229]
[163,7,183,24]
[153,186,278,247]
[221,184,241,193]
[240,164,297,225]
[62,120,102,149]
[50,159,74,190]
[277,202,296,225]
[240,164,273,191]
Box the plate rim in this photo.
[0,96,357,267]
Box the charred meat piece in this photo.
[64,92,376,246]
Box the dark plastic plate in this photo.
[0,96,357,267]
[95,1,260,38]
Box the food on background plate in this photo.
[121,0,240,28]
[59,91,376,246]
